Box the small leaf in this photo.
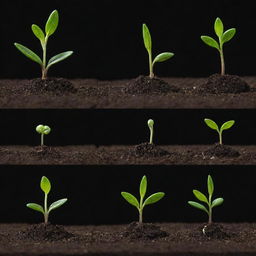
[49,198,68,212]
[147,119,154,129]
[193,190,208,203]
[188,201,209,214]
[121,192,139,209]
[140,176,147,199]
[143,192,165,206]
[14,43,42,65]
[46,51,73,69]
[204,119,219,131]
[212,198,224,208]
[214,17,224,37]
[36,124,44,134]
[153,52,174,64]
[220,120,235,132]
[201,36,220,50]
[26,203,44,214]
[32,24,45,42]
[43,126,51,135]
[142,23,152,54]
[207,175,214,196]
[40,176,51,194]
[45,10,59,36]
[222,28,236,44]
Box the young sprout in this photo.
[204,118,235,145]
[36,125,51,146]
[142,23,174,78]
[27,176,67,224]
[121,175,165,224]
[147,119,154,144]
[188,175,224,224]
[201,17,236,75]
[14,10,73,80]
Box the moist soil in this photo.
[1,223,256,255]
[0,144,256,165]
[0,76,256,108]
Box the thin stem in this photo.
[219,47,225,76]
[139,209,143,224]
[149,128,153,144]
[139,195,143,224]
[41,38,48,80]
[149,51,154,78]
[44,193,48,224]
[41,134,44,146]
[219,131,222,145]
[208,195,212,224]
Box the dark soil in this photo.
[0,77,255,108]
[1,145,256,165]
[1,223,256,255]
[202,223,230,239]
[131,142,171,157]
[204,143,240,158]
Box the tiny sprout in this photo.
[36,125,51,146]
[27,176,67,224]
[142,23,174,78]
[14,10,73,80]
[188,175,224,224]
[147,119,154,144]
[201,17,236,75]
[204,118,235,145]
[121,175,165,223]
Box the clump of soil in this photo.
[201,74,250,94]
[18,223,74,241]
[31,146,61,158]
[202,223,230,239]
[123,222,168,240]
[125,75,179,94]
[204,143,240,158]
[132,143,171,158]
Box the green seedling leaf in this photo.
[36,125,51,135]
[222,28,236,44]
[188,201,209,214]
[207,175,214,196]
[47,51,73,69]
[40,176,51,194]
[121,192,139,208]
[214,17,224,37]
[153,52,174,64]
[142,23,152,53]
[201,36,219,50]
[212,198,224,208]
[148,119,154,128]
[193,190,208,203]
[49,198,68,212]
[140,176,147,199]
[204,119,219,131]
[220,120,235,132]
[43,126,51,134]
[45,10,59,36]
[14,43,42,65]
[143,192,165,206]
[32,24,45,42]
[26,203,44,214]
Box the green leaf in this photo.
[49,198,68,212]
[143,192,165,206]
[40,176,51,194]
[121,192,139,209]
[222,28,236,44]
[212,198,224,208]
[43,126,51,135]
[201,36,220,50]
[214,17,224,37]
[220,120,235,133]
[142,23,152,54]
[45,10,59,36]
[31,24,45,42]
[46,51,73,69]
[14,43,42,65]
[207,175,214,196]
[26,203,44,214]
[140,176,147,199]
[204,118,219,131]
[193,190,208,203]
[188,201,209,214]
[147,119,154,129]
[153,52,174,65]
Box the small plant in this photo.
[142,23,174,78]
[204,118,235,145]
[36,125,51,146]
[14,10,73,80]
[121,175,165,223]
[147,119,154,144]
[201,17,236,76]
[27,176,67,224]
[188,175,224,224]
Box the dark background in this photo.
[0,0,255,79]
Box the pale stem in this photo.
[149,127,153,144]
[41,39,48,80]
[219,131,222,145]
[139,196,143,224]
[149,51,154,78]
[219,47,225,76]
[44,193,49,224]
[139,209,143,224]
[208,195,212,224]
[41,134,44,146]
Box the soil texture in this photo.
[202,223,230,239]
[204,143,240,158]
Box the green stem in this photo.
[219,47,225,76]
[139,196,143,224]
[139,209,143,224]
[44,193,48,224]
[149,51,154,78]
[41,134,44,146]
[42,39,48,80]
[219,131,222,145]
[208,195,212,224]
[149,128,153,144]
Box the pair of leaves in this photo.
[36,125,51,135]
[204,118,235,134]
[147,119,154,129]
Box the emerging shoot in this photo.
[14,10,73,79]
[36,124,51,146]
[142,23,174,78]
[204,118,235,145]
[147,119,154,144]
[188,175,224,224]
[27,176,67,224]
[201,17,236,75]
[121,175,165,224]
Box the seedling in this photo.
[201,17,236,75]
[142,23,174,78]
[147,119,154,144]
[204,118,235,145]
[121,175,165,223]
[188,175,224,224]
[36,125,51,146]
[14,10,73,79]
[27,176,67,224]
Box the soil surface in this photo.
[1,223,256,255]
[0,144,256,165]
[0,77,256,108]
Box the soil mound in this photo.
[132,143,170,158]
[204,144,240,158]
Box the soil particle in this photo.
[132,143,171,158]
[202,223,230,239]
[30,146,62,159]
[204,143,240,158]
[201,73,250,94]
